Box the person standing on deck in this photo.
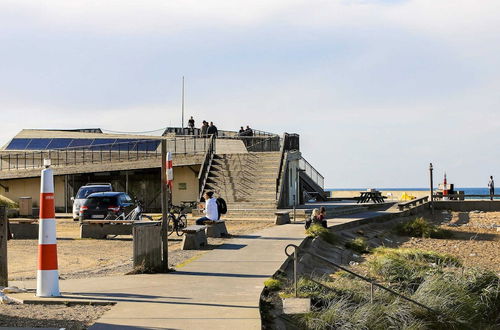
[207,121,218,137]
[200,120,208,137]
[187,116,195,135]
[488,176,495,200]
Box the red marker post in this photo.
[36,159,60,297]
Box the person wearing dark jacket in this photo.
[207,122,218,136]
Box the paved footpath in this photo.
[12,208,399,329]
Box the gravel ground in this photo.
[0,304,111,329]
[2,218,274,328]
[399,211,500,273]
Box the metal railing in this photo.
[198,135,216,200]
[299,157,324,189]
[284,244,436,314]
[163,127,277,138]
[0,136,210,171]
[217,135,281,152]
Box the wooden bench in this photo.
[8,219,38,239]
[181,225,207,250]
[275,211,291,225]
[80,220,135,239]
[203,220,229,238]
[398,196,429,211]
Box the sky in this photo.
[0,0,499,188]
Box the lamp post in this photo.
[429,163,434,214]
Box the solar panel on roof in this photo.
[90,139,117,150]
[47,138,72,149]
[26,139,51,150]
[68,139,94,148]
[5,138,31,150]
[137,140,160,151]
[112,139,137,151]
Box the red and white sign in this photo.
[166,152,173,189]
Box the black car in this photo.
[79,192,134,221]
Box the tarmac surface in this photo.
[10,204,400,329]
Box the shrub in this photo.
[306,224,338,245]
[0,195,18,208]
[345,237,370,253]
[395,217,453,238]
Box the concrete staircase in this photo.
[203,152,282,220]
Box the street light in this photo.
[429,163,434,214]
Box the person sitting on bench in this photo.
[196,191,219,225]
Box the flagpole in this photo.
[181,76,185,135]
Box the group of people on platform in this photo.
[238,125,254,136]
[186,116,218,137]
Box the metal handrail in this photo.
[275,135,288,207]
[284,244,437,314]
[299,157,324,189]
[198,135,216,200]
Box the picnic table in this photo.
[357,191,385,204]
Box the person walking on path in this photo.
[196,191,219,225]
[187,116,195,135]
[207,121,218,137]
[488,176,495,200]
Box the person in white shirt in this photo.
[488,176,495,201]
[196,191,219,225]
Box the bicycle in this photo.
[156,204,188,236]
[105,200,153,221]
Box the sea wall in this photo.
[433,200,500,212]
[329,190,430,200]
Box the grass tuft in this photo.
[345,237,370,254]
[395,217,453,239]
[306,224,338,245]
[264,278,283,291]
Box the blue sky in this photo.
[1,1,499,188]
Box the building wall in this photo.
[171,166,200,205]
[0,175,65,208]
[0,165,200,212]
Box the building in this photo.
[0,128,324,218]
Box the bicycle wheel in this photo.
[175,215,187,236]
[167,214,176,236]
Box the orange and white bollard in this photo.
[166,152,173,190]
[36,159,60,297]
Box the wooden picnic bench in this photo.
[181,225,207,250]
[357,191,386,204]
[398,196,429,211]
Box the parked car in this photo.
[79,192,134,221]
[71,183,113,220]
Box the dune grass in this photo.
[283,247,500,329]
[395,217,453,239]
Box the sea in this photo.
[326,188,490,195]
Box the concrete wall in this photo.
[433,200,500,212]
[330,190,431,200]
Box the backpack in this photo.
[216,197,227,215]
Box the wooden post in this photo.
[0,206,8,287]
[160,140,169,271]
[429,163,434,214]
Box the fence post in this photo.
[0,206,8,287]
[160,140,169,271]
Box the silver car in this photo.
[71,183,113,220]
